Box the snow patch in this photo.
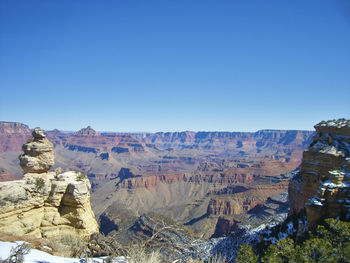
[0,241,127,263]
[309,197,323,206]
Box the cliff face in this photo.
[211,217,238,237]
[136,130,313,152]
[0,122,31,152]
[0,171,98,238]
[207,198,262,216]
[207,182,288,216]
[289,119,350,226]
[0,128,98,239]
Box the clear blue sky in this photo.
[0,0,349,132]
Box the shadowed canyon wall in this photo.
[289,119,350,227]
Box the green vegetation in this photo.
[34,177,45,192]
[236,218,350,263]
[328,135,333,145]
[236,244,258,263]
[317,118,350,128]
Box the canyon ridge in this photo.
[0,121,314,241]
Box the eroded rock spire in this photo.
[18,127,54,174]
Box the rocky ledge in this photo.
[0,128,98,239]
[289,118,350,227]
[0,171,98,238]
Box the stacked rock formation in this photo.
[0,128,98,239]
[288,118,350,227]
[18,128,55,174]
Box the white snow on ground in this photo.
[322,180,350,188]
[0,241,127,263]
[329,170,345,176]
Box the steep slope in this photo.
[289,118,350,226]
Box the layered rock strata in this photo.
[18,128,54,174]
[0,129,98,239]
[0,171,99,238]
[289,119,350,227]
[207,182,288,216]
[0,122,31,152]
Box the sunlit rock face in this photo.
[0,131,98,239]
[289,118,350,227]
[18,128,55,174]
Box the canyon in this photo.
[0,121,314,240]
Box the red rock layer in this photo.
[45,129,147,154]
[118,172,185,190]
[207,198,262,215]
[212,217,239,237]
[0,122,31,152]
[0,168,21,182]
[207,181,288,216]
[137,130,314,151]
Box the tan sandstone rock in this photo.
[0,131,98,239]
[18,128,54,174]
[0,171,99,238]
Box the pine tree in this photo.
[235,244,258,263]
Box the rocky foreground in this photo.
[0,128,98,240]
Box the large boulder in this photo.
[0,171,99,239]
[18,128,54,174]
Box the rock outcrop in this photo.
[75,126,99,136]
[0,129,98,239]
[18,128,54,174]
[0,171,99,238]
[207,198,262,215]
[212,217,239,237]
[207,182,288,216]
[289,118,350,227]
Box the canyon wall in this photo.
[289,119,350,226]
